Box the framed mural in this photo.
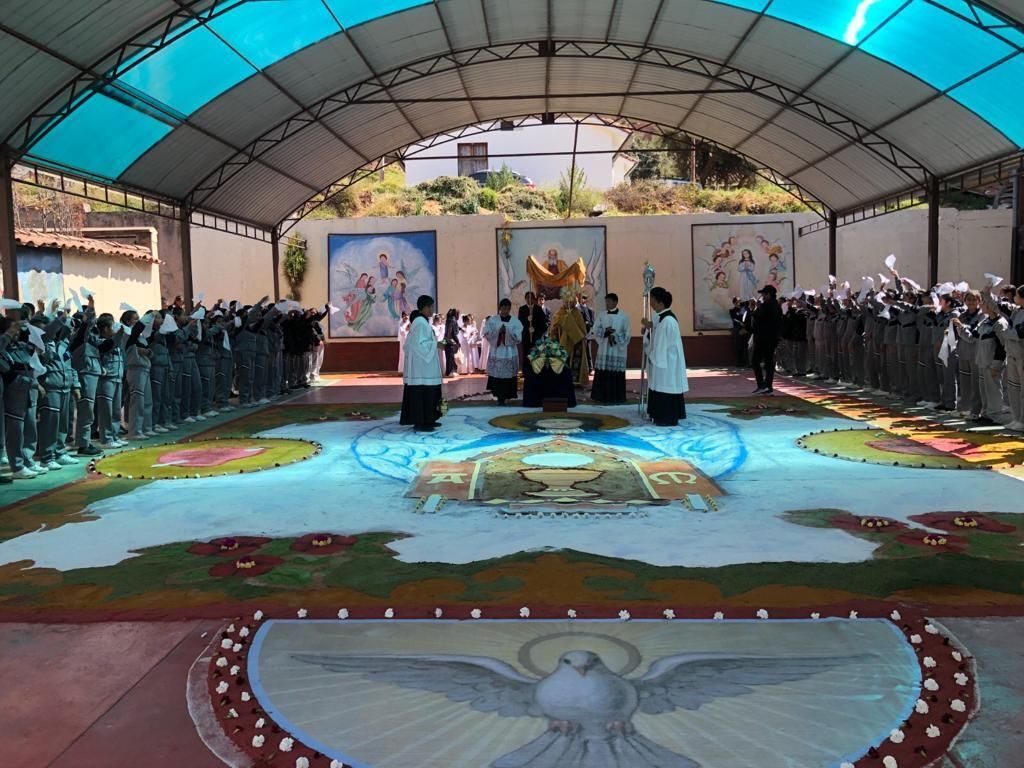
[327,231,438,339]
[16,246,65,307]
[691,221,795,331]
[497,226,607,313]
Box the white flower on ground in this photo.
[337,608,349,619]
[923,656,937,668]
[241,692,251,702]
[225,624,236,634]
[889,729,905,744]
[435,608,443,618]
[232,643,243,653]
[255,718,265,729]
[470,609,482,619]
[253,610,264,622]
[954,672,969,686]
[883,756,898,768]
[915,699,929,714]
[227,708,238,719]
[296,758,310,768]
[756,609,769,620]
[215,681,229,695]
[810,612,820,620]
[279,737,294,752]
[925,624,939,635]
[890,610,901,621]
[220,638,233,650]
[713,611,724,621]
[330,761,344,768]
[251,735,265,748]
[663,609,675,620]
[384,608,394,619]
[951,651,963,662]
[923,678,939,691]
[296,609,307,619]
[926,724,941,738]
[841,763,855,768]
[230,665,240,676]
[849,610,859,619]
[215,657,228,668]
[519,607,530,618]
[567,609,577,619]
[951,699,966,712]
[909,634,922,644]
[239,627,250,638]
[618,610,631,621]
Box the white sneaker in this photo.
[12,468,38,479]
[165,423,178,430]
[28,464,48,475]
[258,398,271,405]
[194,415,207,422]
[45,460,62,471]
[154,426,169,434]
[99,441,121,449]
[57,455,79,466]
[222,406,236,412]
[204,410,219,418]
[183,416,197,424]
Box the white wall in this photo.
[189,226,276,305]
[404,124,632,190]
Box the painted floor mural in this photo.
[0,372,1022,767]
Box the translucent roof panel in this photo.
[28,93,173,179]
[949,52,1024,147]
[323,0,432,28]
[207,0,341,70]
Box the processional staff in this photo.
[639,261,655,418]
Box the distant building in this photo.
[404,123,636,190]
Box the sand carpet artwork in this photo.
[203,611,975,768]
[92,438,321,480]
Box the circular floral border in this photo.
[206,607,977,768]
[794,428,1019,470]
[88,437,322,480]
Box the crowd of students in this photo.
[733,268,1024,431]
[0,294,329,481]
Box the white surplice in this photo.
[397,319,410,373]
[404,315,442,386]
[593,310,631,372]
[644,309,689,394]
[482,315,523,379]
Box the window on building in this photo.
[457,143,488,176]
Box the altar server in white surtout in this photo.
[400,296,444,432]
[590,292,631,404]
[482,299,523,405]
[643,286,688,426]
[396,313,410,373]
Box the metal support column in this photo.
[927,175,940,286]
[827,210,837,277]
[180,204,194,308]
[0,150,18,301]
[1013,168,1024,287]
[271,227,281,300]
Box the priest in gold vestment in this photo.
[549,285,590,387]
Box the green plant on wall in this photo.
[283,234,307,301]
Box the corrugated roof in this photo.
[15,228,159,263]
[2,0,1023,227]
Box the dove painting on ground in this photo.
[327,232,438,338]
[251,619,919,768]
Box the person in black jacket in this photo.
[729,298,748,367]
[518,292,548,369]
[751,285,783,395]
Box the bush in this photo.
[556,167,602,217]
[497,187,558,220]
[483,165,519,191]
[478,187,499,211]
[414,175,480,214]
[282,234,307,301]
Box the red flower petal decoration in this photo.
[829,513,911,534]
[290,533,359,555]
[188,536,272,557]
[895,530,969,553]
[909,512,1017,534]
[209,555,284,578]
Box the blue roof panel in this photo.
[766,0,906,45]
[324,0,432,29]
[950,53,1024,146]
[29,94,173,180]
[209,0,341,69]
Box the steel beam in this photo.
[1012,168,1023,286]
[828,210,838,278]
[180,204,194,308]
[927,176,940,286]
[271,228,281,301]
[0,150,18,301]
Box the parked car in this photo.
[468,170,535,189]
[659,178,703,189]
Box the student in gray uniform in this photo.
[881,292,902,398]
[210,312,235,412]
[934,295,961,412]
[96,314,126,448]
[954,292,984,418]
[69,299,105,457]
[1,315,45,479]
[895,295,920,405]
[917,303,940,407]
[179,318,204,423]
[124,323,154,440]
[166,313,184,427]
[234,303,263,407]
[196,316,218,417]
[148,312,172,433]
[957,294,1009,425]
[999,288,1024,432]
[36,309,78,470]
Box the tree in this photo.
[283,234,307,301]
[627,135,675,181]
[624,134,759,188]
[556,166,601,217]
[484,164,518,191]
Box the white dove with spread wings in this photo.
[294,648,848,768]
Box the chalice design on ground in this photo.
[519,468,604,501]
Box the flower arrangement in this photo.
[235,556,257,570]
[528,338,570,375]
[859,517,892,529]
[311,534,333,548]
[952,516,978,528]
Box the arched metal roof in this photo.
[2,0,1023,229]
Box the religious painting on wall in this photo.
[327,231,438,339]
[691,221,795,331]
[16,246,65,307]
[497,226,607,313]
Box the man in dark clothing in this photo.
[751,285,783,395]
[729,298,748,367]
[518,291,548,369]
